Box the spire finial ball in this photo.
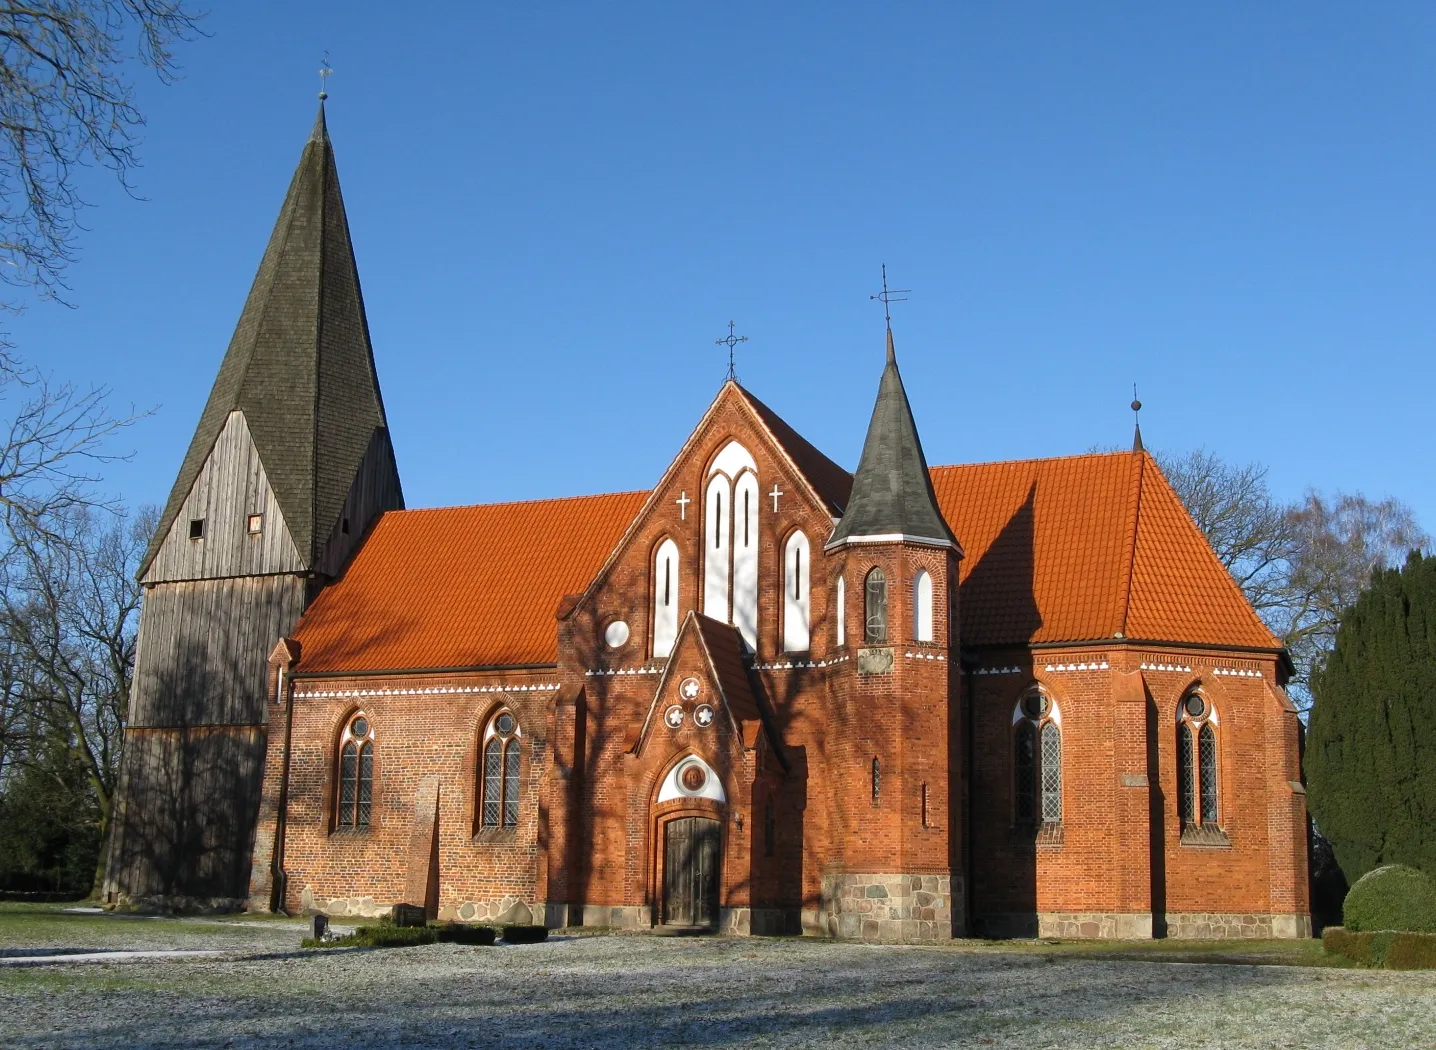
[1131,399,1142,413]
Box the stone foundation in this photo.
[437,896,536,925]
[1167,912,1313,939]
[820,872,962,943]
[578,904,652,929]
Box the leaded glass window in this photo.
[336,714,374,829]
[871,757,881,802]
[1199,723,1218,823]
[481,711,521,830]
[1177,693,1220,832]
[865,568,888,644]
[1015,722,1037,823]
[1040,722,1062,823]
[1177,723,1195,824]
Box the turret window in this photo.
[336,713,374,829]
[913,569,933,642]
[864,568,888,644]
[836,575,846,646]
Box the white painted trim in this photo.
[823,532,958,551]
[782,531,810,653]
[653,538,680,659]
[657,754,727,804]
[293,683,560,699]
[709,440,758,478]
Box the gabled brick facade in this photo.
[246,376,1310,942]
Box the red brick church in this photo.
[103,107,1312,942]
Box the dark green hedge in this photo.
[1343,865,1436,933]
[501,924,549,943]
[303,924,439,949]
[1324,927,1436,969]
[438,923,497,945]
[1307,552,1436,885]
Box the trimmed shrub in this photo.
[437,923,496,946]
[1323,927,1436,970]
[1307,552,1436,884]
[303,924,439,949]
[1343,865,1436,933]
[501,924,548,944]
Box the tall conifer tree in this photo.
[1307,551,1436,881]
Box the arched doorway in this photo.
[663,816,721,927]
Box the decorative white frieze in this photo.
[753,655,850,670]
[1139,662,1192,673]
[974,666,1023,676]
[903,651,947,662]
[584,666,662,677]
[295,682,560,700]
[1213,667,1263,679]
[1045,661,1111,673]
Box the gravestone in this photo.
[311,914,329,941]
[392,903,427,928]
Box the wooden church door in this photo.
[663,817,721,927]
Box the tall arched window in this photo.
[913,569,933,643]
[702,440,758,648]
[1177,693,1219,829]
[653,538,680,658]
[864,567,887,644]
[481,710,522,829]
[871,756,881,803]
[1013,690,1061,826]
[783,531,810,652]
[337,713,374,828]
[836,574,846,647]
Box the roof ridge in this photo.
[1115,450,1146,637]
[380,489,651,516]
[930,449,1135,472]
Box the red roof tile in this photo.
[292,491,647,672]
[294,451,1277,674]
[932,451,1277,649]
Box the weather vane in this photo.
[870,264,909,333]
[319,54,332,101]
[715,320,748,383]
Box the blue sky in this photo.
[19,2,1436,532]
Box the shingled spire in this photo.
[826,330,957,550]
[140,103,400,577]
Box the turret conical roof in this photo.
[141,104,397,576]
[826,331,958,550]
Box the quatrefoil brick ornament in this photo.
[680,677,702,701]
[694,704,715,728]
[664,705,684,729]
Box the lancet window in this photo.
[1014,690,1061,826]
[836,574,846,646]
[782,531,811,652]
[913,569,934,643]
[336,713,374,829]
[653,538,680,658]
[703,440,759,649]
[481,710,522,830]
[1177,693,1219,828]
[864,567,888,645]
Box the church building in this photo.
[103,106,1312,942]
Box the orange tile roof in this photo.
[932,451,1277,649]
[293,451,1276,674]
[292,491,647,672]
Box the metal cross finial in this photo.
[870,264,910,333]
[318,54,333,101]
[1131,384,1145,453]
[715,320,748,383]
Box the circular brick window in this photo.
[604,620,630,649]
[1185,694,1207,719]
[495,712,516,735]
[350,716,369,739]
[1022,693,1049,720]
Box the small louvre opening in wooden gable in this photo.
[247,513,263,535]
[341,517,350,535]
[188,518,205,541]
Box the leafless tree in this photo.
[1158,449,1429,709]
[0,504,150,892]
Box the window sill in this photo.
[1010,822,1064,849]
[472,826,520,843]
[328,825,374,838]
[1180,823,1231,848]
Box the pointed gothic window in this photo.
[864,568,888,645]
[913,569,933,643]
[480,711,521,830]
[782,531,810,652]
[1014,689,1061,828]
[703,440,759,649]
[732,470,759,649]
[653,538,680,658]
[836,574,846,647]
[1177,692,1221,836]
[336,713,374,829]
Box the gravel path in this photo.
[5,934,1436,1049]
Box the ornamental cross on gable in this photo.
[715,321,748,383]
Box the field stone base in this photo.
[1167,912,1313,939]
[820,873,962,943]
[435,897,536,924]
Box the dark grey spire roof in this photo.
[826,331,958,551]
[140,104,394,576]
